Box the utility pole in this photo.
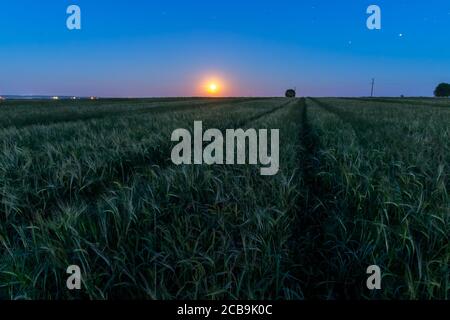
[371,78,375,97]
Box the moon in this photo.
[201,76,225,96]
[206,81,221,95]
[208,83,218,93]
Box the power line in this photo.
[371,78,375,97]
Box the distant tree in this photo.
[434,83,450,97]
[285,89,296,98]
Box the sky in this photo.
[0,0,449,97]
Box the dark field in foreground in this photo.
[0,97,448,299]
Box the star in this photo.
[399,33,403,37]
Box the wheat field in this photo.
[0,97,448,299]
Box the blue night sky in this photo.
[0,0,449,97]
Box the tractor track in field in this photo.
[308,97,375,144]
[309,97,371,128]
[286,98,333,298]
[7,99,292,221]
[0,98,264,130]
[235,99,294,128]
[287,98,364,299]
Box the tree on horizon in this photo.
[434,83,450,97]
[285,89,296,98]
